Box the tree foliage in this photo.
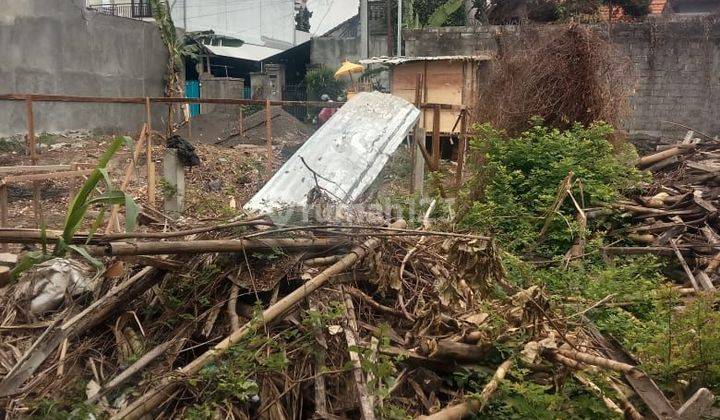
[305,66,346,102]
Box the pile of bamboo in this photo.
[604,130,720,293]
[0,209,715,419]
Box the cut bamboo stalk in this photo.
[342,286,376,420]
[671,240,701,291]
[417,359,512,420]
[636,144,694,169]
[112,220,406,419]
[89,238,346,257]
[0,164,74,174]
[105,124,148,234]
[86,338,181,404]
[554,349,639,377]
[574,373,624,417]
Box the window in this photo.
[131,0,152,18]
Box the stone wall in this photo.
[311,36,389,69]
[403,18,720,144]
[0,0,168,137]
[199,74,244,114]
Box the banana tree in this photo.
[12,136,139,279]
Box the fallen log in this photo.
[111,220,406,419]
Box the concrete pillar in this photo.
[163,149,185,217]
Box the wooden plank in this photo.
[265,99,273,174]
[0,165,73,174]
[432,106,441,168]
[456,110,467,188]
[145,97,156,209]
[411,126,426,195]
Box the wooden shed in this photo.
[362,55,490,134]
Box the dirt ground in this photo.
[174,107,313,159]
[2,131,289,232]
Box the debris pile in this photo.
[606,130,720,292]
[2,211,701,418]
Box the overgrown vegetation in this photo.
[472,0,650,24]
[458,120,644,256]
[455,117,720,414]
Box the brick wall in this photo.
[404,18,720,146]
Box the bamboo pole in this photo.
[553,349,640,377]
[265,99,273,174]
[145,97,156,209]
[111,220,406,419]
[417,359,512,420]
[105,124,148,233]
[91,237,347,257]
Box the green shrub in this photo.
[457,120,645,256]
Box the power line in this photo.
[311,0,335,36]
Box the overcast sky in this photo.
[307,0,359,36]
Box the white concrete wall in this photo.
[171,0,297,46]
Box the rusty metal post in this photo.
[26,99,43,228]
[146,97,156,209]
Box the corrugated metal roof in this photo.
[204,43,284,62]
[244,91,421,214]
[359,55,491,65]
